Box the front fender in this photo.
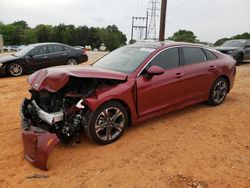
[84,80,138,124]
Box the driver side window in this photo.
[145,47,180,72]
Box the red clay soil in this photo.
[0,55,249,187]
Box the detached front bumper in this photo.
[20,99,60,170]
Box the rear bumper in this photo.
[79,54,88,63]
[20,99,60,170]
[228,65,236,92]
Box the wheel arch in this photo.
[236,52,244,63]
[238,51,244,57]
[6,61,25,76]
[95,99,132,126]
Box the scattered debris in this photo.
[133,157,139,162]
[169,174,208,188]
[83,170,87,174]
[25,174,49,179]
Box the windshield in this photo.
[93,46,155,73]
[221,40,245,48]
[14,45,35,57]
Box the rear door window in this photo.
[47,45,64,54]
[182,47,206,65]
[62,46,71,51]
[149,47,180,70]
[203,49,217,60]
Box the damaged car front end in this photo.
[20,66,128,170]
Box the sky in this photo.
[0,0,249,43]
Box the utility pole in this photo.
[131,12,149,41]
[147,0,160,39]
[159,0,167,41]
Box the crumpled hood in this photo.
[0,55,19,63]
[28,65,128,92]
[214,47,239,51]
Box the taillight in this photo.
[82,48,86,54]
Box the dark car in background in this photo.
[0,42,88,76]
[215,39,250,65]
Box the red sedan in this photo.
[21,41,236,169]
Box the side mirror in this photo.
[27,54,33,58]
[147,65,164,76]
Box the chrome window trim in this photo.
[30,45,71,57]
[32,50,71,57]
[137,45,214,77]
[137,46,179,77]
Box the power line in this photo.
[147,0,160,39]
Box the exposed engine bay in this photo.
[22,76,122,144]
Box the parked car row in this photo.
[20,40,236,170]
[3,45,27,52]
[0,42,88,76]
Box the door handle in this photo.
[41,56,48,59]
[175,72,184,78]
[208,65,216,70]
[62,53,67,56]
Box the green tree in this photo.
[89,27,102,49]
[214,32,250,46]
[214,38,230,46]
[168,30,197,43]
[99,25,127,51]
[232,32,250,39]
[0,24,18,45]
[12,20,29,29]
[74,26,91,46]
[35,24,53,42]
[23,29,37,44]
[0,21,127,49]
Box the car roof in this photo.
[226,39,247,42]
[28,42,68,47]
[128,40,207,49]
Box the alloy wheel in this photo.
[67,58,77,65]
[213,80,228,104]
[9,64,23,76]
[94,107,125,141]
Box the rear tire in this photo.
[6,63,24,77]
[67,58,78,65]
[207,77,228,106]
[84,101,128,145]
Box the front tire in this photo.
[207,77,228,106]
[85,101,128,145]
[7,63,24,77]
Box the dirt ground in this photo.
[0,51,249,188]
